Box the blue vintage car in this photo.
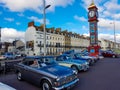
[70,53,94,65]
[56,54,89,73]
[63,50,94,65]
[15,56,79,90]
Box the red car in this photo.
[101,51,119,58]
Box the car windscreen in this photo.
[75,53,81,58]
[38,57,57,65]
[66,55,72,60]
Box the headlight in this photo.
[54,78,61,86]
[85,62,89,65]
[73,70,78,74]
[56,78,60,81]
[54,81,61,87]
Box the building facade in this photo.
[25,21,120,56]
[100,38,120,50]
[25,21,91,56]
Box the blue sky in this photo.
[0,0,120,43]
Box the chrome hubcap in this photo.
[43,83,49,90]
[72,67,78,73]
[18,72,21,80]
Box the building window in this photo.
[40,41,42,45]
[47,36,48,39]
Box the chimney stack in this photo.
[28,21,34,27]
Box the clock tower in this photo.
[88,0,100,56]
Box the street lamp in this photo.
[0,27,1,53]
[43,0,51,56]
[0,27,1,43]
[110,21,116,50]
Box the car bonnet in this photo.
[40,65,73,77]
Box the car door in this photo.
[20,60,31,80]
[23,60,42,85]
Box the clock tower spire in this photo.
[88,0,100,56]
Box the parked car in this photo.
[80,52,98,62]
[0,55,6,60]
[69,53,94,66]
[0,82,16,90]
[15,54,21,58]
[101,50,119,58]
[4,52,16,60]
[15,56,79,90]
[63,49,94,65]
[56,54,89,73]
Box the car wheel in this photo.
[112,55,115,58]
[17,72,22,81]
[71,65,79,73]
[89,59,93,65]
[42,80,52,90]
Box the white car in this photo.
[0,82,16,90]
[0,55,6,60]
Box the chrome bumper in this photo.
[53,78,79,90]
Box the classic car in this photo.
[56,54,89,73]
[3,52,16,60]
[63,50,94,65]
[15,56,79,90]
[69,53,94,65]
[0,82,16,90]
[80,52,98,62]
[101,50,119,58]
[0,55,6,60]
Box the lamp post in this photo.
[113,21,116,50]
[110,21,116,50]
[43,0,51,56]
[0,27,1,54]
[0,27,1,43]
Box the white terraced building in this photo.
[25,21,90,56]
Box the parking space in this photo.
[0,58,120,90]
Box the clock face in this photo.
[89,11,95,18]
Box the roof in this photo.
[88,0,96,9]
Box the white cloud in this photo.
[4,18,14,22]
[83,33,120,43]
[28,16,50,25]
[0,0,74,13]
[16,22,21,25]
[1,28,25,42]
[116,34,120,43]
[74,15,87,22]
[83,33,89,37]
[104,0,120,11]
[98,18,120,32]
[0,0,42,12]
[38,0,75,12]
[99,33,120,43]
[113,13,120,20]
